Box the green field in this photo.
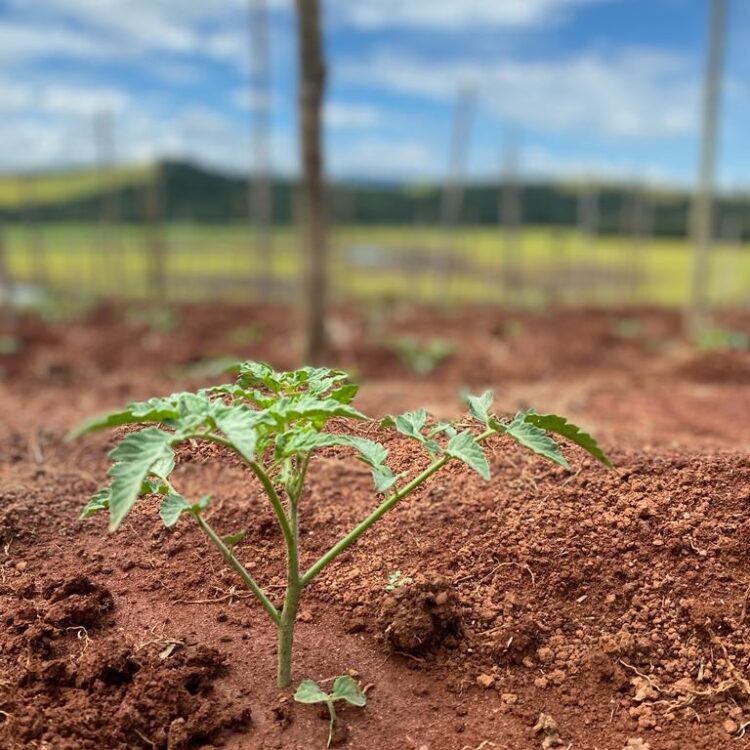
[3,222,749,308]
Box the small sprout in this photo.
[0,335,21,355]
[696,327,749,351]
[384,570,413,591]
[388,336,454,375]
[294,675,367,746]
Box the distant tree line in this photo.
[2,160,750,239]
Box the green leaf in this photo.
[237,361,283,393]
[193,494,212,512]
[150,449,175,480]
[221,529,247,547]
[371,463,398,493]
[464,390,494,426]
[68,396,180,439]
[140,477,165,495]
[107,428,174,531]
[159,493,190,527]
[446,431,490,480]
[503,413,569,469]
[268,395,366,426]
[294,679,330,704]
[428,421,457,439]
[80,486,111,518]
[392,408,427,441]
[329,382,359,404]
[212,404,258,462]
[522,411,612,468]
[331,675,367,707]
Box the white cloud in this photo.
[0,21,111,61]
[0,77,130,117]
[331,0,604,30]
[342,47,698,140]
[325,102,381,129]
[328,136,434,178]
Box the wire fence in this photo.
[0,188,749,316]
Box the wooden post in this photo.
[0,220,14,329]
[144,167,166,300]
[248,0,274,295]
[439,88,475,300]
[500,129,521,305]
[94,110,122,295]
[716,215,741,306]
[295,0,327,362]
[687,0,727,336]
[21,176,47,288]
[577,180,599,303]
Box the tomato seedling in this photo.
[294,675,366,746]
[72,361,610,688]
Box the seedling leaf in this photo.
[213,405,258,462]
[294,675,366,746]
[504,413,569,469]
[446,431,490,480]
[294,678,330,704]
[222,529,247,547]
[522,411,612,468]
[107,428,173,531]
[393,408,427,441]
[80,487,111,518]
[331,675,367,707]
[159,493,190,527]
[464,390,494,426]
[68,396,180,439]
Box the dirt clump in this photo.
[377,578,461,655]
[1,575,250,750]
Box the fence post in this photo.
[144,167,166,301]
[0,221,15,329]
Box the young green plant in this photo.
[72,362,611,688]
[294,675,366,746]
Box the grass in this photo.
[3,222,749,308]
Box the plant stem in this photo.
[277,576,301,688]
[194,513,280,625]
[200,432,296,553]
[301,427,495,585]
[277,453,307,688]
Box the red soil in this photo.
[1,303,750,750]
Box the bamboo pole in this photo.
[687,0,727,336]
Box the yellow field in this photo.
[2,222,749,308]
[0,165,154,209]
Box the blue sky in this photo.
[0,0,748,188]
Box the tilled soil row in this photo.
[1,304,750,749]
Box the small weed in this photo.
[294,675,366,746]
[388,336,454,375]
[696,328,749,352]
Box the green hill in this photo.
[1,159,749,239]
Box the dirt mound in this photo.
[5,304,750,748]
[0,575,251,750]
[309,445,750,742]
[674,349,750,384]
